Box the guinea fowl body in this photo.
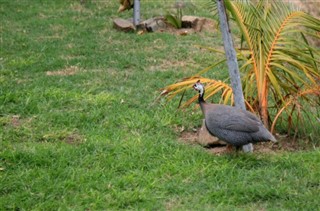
[200,102,276,146]
[194,81,277,146]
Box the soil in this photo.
[178,129,314,155]
[155,18,216,36]
[46,66,79,76]
[292,1,320,19]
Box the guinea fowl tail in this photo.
[269,133,277,143]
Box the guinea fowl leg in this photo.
[236,146,242,151]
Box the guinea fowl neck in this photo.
[198,93,205,103]
[198,93,206,113]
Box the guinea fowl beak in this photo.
[193,84,197,90]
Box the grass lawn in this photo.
[1,0,319,210]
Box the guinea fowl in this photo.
[193,80,277,147]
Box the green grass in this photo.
[0,0,319,210]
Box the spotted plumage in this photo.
[193,80,277,146]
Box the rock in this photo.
[113,16,214,34]
[182,16,206,32]
[113,18,135,32]
[198,119,227,146]
[182,15,198,28]
[194,18,206,32]
[138,17,166,32]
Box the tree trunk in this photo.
[216,0,253,152]
[133,0,140,27]
[260,80,269,128]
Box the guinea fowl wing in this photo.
[204,104,260,133]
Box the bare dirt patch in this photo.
[2,115,34,129]
[148,60,192,72]
[156,17,216,36]
[292,1,320,19]
[64,133,83,145]
[46,66,79,76]
[11,115,21,128]
[179,129,314,155]
[42,130,83,145]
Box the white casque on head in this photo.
[193,80,204,96]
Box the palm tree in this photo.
[161,0,320,134]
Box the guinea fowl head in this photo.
[193,80,205,97]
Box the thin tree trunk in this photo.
[133,0,140,27]
[260,81,269,128]
[216,0,253,152]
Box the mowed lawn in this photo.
[1,1,319,210]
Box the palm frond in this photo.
[161,76,234,108]
[162,0,320,135]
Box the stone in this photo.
[198,119,227,146]
[182,15,198,28]
[182,16,206,32]
[138,17,166,32]
[113,18,135,32]
[194,18,206,32]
